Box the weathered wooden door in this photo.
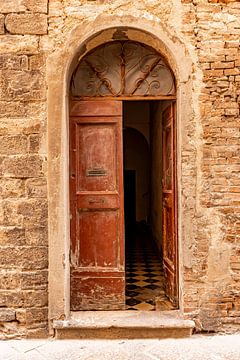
[69,100,125,310]
[162,103,178,306]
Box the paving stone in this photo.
[1,335,240,360]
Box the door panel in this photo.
[76,211,118,267]
[70,275,124,311]
[76,124,117,192]
[162,103,178,306]
[70,100,125,310]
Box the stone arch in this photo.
[47,16,193,330]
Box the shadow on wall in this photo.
[123,125,150,223]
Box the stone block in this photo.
[235,59,240,67]
[0,102,45,119]
[0,1,25,13]
[0,70,46,101]
[0,0,47,14]
[0,200,23,227]
[22,0,48,13]
[2,155,43,178]
[213,61,234,69]
[0,290,24,308]
[26,326,48,338]
[29,54,46,71]
[16,307,48,326]
[0,320,24,338]
[48,0,63,16]
[25,178,47,198]
[225,40,240,48]
[0,55,28,70]
[0,309,16,322]
[25,226,48,246]
[0,248,20,268]
[23,290,48,307]
[28,134,41,153]
[5,13,48,35]
[224,68,240,76]
[0,246,48,270]
[0,135,28,155]
[225,108,239,116]
[54,311,195,339]
[22,119,43,135]
[0,15,4,34]
[203,69,224,77]
[0,35,38,54]
[17,199,48,227]
[0,271,21,289]
[0,119,42,137]
[0,156,5,177]
[0,178,25,198]
[24,248,48,271]
[0,226,25,246]
[21,270,48,290]
[15,309,26,324]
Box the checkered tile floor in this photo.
[125,226,174,311]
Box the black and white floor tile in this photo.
[125,225,174,311]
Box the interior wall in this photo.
[123,102,150,222]
[124,102,150,143]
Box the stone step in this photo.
[53,310,195,339]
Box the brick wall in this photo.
[181,0,240,332]
[0,0,240,337]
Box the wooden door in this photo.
[69,100,125,310]
[162,103,178,306]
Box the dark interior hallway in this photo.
[123,100,176,311]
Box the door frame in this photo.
[47,22,193,332]
[162,102,179,306]
[68,97,178,310]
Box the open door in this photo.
[69,100,125,310]
[162,103,178,306]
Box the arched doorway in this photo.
[69,40,178,311]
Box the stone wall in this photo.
[0,0,48,338]
[0,0,240,338]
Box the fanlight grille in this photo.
[71,41,175,97]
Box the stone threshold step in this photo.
[53,310,195,339]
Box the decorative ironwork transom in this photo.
[71,41,176,97]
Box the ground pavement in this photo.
[1,334,240,360]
